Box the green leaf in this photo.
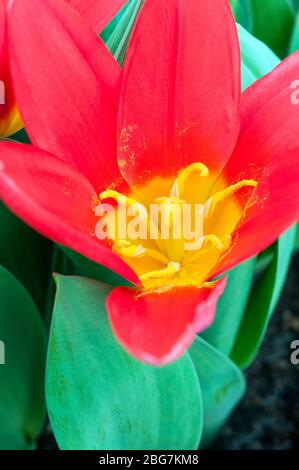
[231,225,296,369]
[189,337,246,448]
[101,0,143,66]
[230,0,254,32]
[251,0,295,58]
[0,202,52,312]
[201,257,256,356]
[44,246,76,332]
[9,128,30,144]
[100,1,131,42]
[46,275,203,450]
[254,244,276,274]
[0,266,46,449]
[238,24,280,91]
[293,223,299,253]
[289,12,299,53]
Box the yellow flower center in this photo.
[96,163,257,290]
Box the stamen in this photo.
[170,162,209,198]
[203,234,232,252]
[99,190,148,218]
[140,261,181,282]
[113,240,169,265]
[203,234,225,251]
[205,180,257,217]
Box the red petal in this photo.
[106,278,226,366]
[216,53,299,274]
[0,141,138,283]
[118,0,240,188]
[0,1,7,125]
[0,0,4,49]
[65,0,127,33]
[0,1,19,136]
[7,0,125,193]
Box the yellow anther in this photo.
[170,162,209,198]
[205,180,257,217]
[203,234,225,251]
[203,234,232,252]
[99,190,148,218]
[113,242,143,258]
[140,261,181,282]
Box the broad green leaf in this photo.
[255,244,276,274]
[201,257,256,356]
[44,246,75,332]
[251,0,295,58]
[293,0,299,10]
[231,225,296,369]
[189,337,246,448]
[0,202,52,312]
[0,266,46,449]
[101,0,143,65]
[46,275,203,450]
[289,12,299,53]
[238,24,280,91]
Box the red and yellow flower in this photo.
[1,0,299,365]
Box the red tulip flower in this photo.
[1,0,299,365]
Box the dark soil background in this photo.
[39,254,299,450]
[215,253,299,450]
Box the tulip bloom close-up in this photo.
[0,0,299,454]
